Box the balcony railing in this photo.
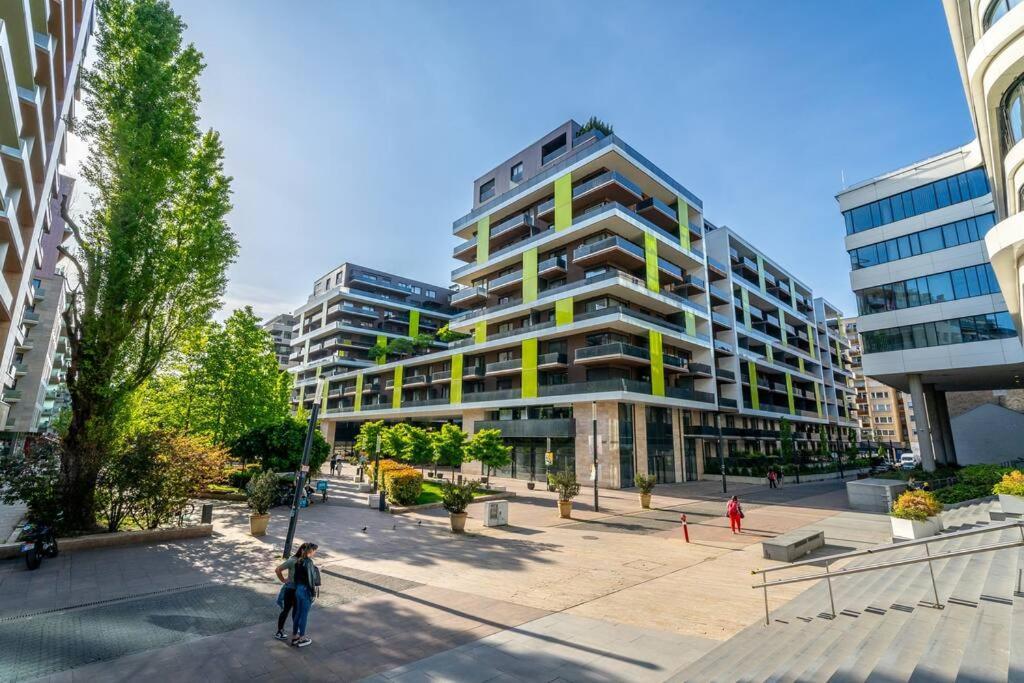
[486,358,522,374]
[537,255,567,275]
[716,368,736,381]
[537,378,652,398]
[575,342,650,363]
[537,352,568,367]
[488,270,524,291]
[572,235,644,262]
[463,388,522,403]
[686,362,713,377]
[490,212,536,240]
[719,397,738,409]
[431,370,452,382]
[400,397,450,408]
[462,366,486,378]
[451,285,488,306]
[404,375,429,386]
[475,418,576,439]
[666,386,716,403]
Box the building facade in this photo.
[263,313,296,370]
[288,263,453,415]
[316,121,856,488]
[0,1,92,429]
[844,317,913,451]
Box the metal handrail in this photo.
[751,520,1024,626]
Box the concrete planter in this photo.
[640,493,652,509]
[890,515,942,540]
[558,500,572,519]
[249,513,270,536]
[0,524,213,560]
[449,512,467,533]
[999,493,1024,515]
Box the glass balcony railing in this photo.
[573,235,644,262]
[486,358,522,374]
[575,342,650,362]
[488,270,524,290]
[490,212,536,239]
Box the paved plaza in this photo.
[0,471,893,682]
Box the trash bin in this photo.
[483,500,508,527]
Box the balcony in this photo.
[404,374,430,387]
[464,388,522,403]
[12,362,26,376]
[635,196,679,231]
[401,397,451,408]
[349,273,418,297]
[708,283,730,304]
[453,236,477,260]
[711,311,731,329]
[538,378,652,398]
[574,342,650,365]
[657,258,684,285]
[485,358,522,375]
[431,370,452,383]
[716,368,736,382]
[537,352,568,368]
[665,386,716,403]
[664,353,688,373]
[572,235,645,269]
[490,212,536,246]
[22,310,39,325]
[3,389,22,402]
[685,362,713,378]
[475,418,576,439]
[537,170,643,221]
[362,382,381,393]
[451,285,488,308]
[719,397,738,410]
[537,255,567,278]
[463,365,486,378]
[487,270,523,295]
[330,302,377,319]
[33,286,45,301]
[363,403,393,411]
[343,385,357,396]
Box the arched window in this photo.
[1002,73,1024,149]
[984,0,1023,31]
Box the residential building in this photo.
[837,143,1024,471]
[0,1,93,429]
[263,313,296,370]
[288,263,453,413]
[843,317,914,451]
[317,121,856,487]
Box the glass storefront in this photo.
[619,403,635,487]
[646,406,676,483]
[493,438,575,480]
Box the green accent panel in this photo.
[523,248,538,303]
[747,361,760,410]
[315,366,322,377]
[785,373,795,415]
[476,216,490,263]
[375,335,387,365]
[303,339,310,363]
[766,345,774,363]
[555,297,574,326]
[741,289,752,329]
[806,323,816,359]
[644,232,660,292]
[677,198,691,251]
[554,173,573,231]
[813,382,823,418]
[684,311,696,337]
[408,310,420,338]
[799,357,805,373]
[789,280,798,308]
[475,323,487,344]
[779,308,788,346]
[450,354,463,404]
[354,373,363,412]
[649,330,665,397]
[392,366,403,409]
[321,381,329,412]
[521,338,538,399]
[756,255,767,293]
[835,339,842,361]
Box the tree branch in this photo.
[57,246,86,285]
[60,193,86,246]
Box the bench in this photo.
[761,529,825,562]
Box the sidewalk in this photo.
[0,501,25,542]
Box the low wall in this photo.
[701,467,871,486]
[0,524,213,560]
[389,492,516,515]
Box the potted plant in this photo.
[993,470,1024,515]
[246,470,277,536]
[890,489,944,540]
[550,469,581,519]
[527,475,536,491]
[441,479,477,532]
[635,474,657,509]
[546,472,556,492]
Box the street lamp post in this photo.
[592,401,599,513]
[283,379,324,559]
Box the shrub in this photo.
[993,470,1024,497]
[232,418,330,474]
[225,467,258,490]
[246,470,278,515]
[961,464,1013,488]
[386,469,423,506]
[549,469,581,502]
[441,480,477,514]
[0,435,63,525]
[933,483,990,505]
[634,474,657,495]
[891,489,943,521]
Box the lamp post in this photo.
[283,378,323,559]
[592,401,599,513]
[716,412,727,494]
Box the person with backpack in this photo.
[767,469,778,489]
[274,542,320,647]
[289,542,320,647]
[727,495,744,534]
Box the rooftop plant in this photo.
[576,116,613,138]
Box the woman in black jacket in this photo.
[289,542,319,647]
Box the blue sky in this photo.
[130,0,976,319]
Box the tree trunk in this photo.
[60,392,115,531]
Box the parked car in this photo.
[900,452,921,470]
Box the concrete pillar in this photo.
[460,409,485,477]
[935,391,956,466]
[633,404,649,478]
[923,383,947,466]
[319,419,336,446]
[908,374,936,472]
[672,409,684,482]
[572,401,617,488]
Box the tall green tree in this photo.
[432,423,468,481]
[401,426,435,472]
[779,418,794,465]
[59,0,237,529]
[354,420,387,456]
[465,429,512,481]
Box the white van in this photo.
[899,452,920,470]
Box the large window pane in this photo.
[919,227,944,252]
[927,273,955,302]
[976,213,996,235]
[965,267,982,297]
[967,168,990,198]
[935,179,951,208]
[951,269,969,299]
[948,176,963,203]
[943,224,959,247]
[915,277,932,306]
[879,198,893,224]
[890,194,906,221]
[956,221,971,244]
[852,205,873,231]
[908,232,921,256]
[897,236,912,259]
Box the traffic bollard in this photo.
[680,513,690,543]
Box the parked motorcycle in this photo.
[21,522,58,570]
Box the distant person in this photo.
[289,542,319,647]
[778,470,784,488]
[727,495,744,534]
[330,454,339,476]
[767,470,778,489]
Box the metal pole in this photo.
[373,434,381,493]
[592,401,599,513]
[283,380,323,559]
[716,412,727,494]
[825,563,836,617]
[924,544,942,608]
[762,579,770,626]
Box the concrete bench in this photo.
[762,529,825,562]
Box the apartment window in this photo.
[479,178,495,202]
[32,278,41,288]
[861,311,1015,353]
[873,404,891,412]
[540,135,567,166]
[985,0,1023,31]
[848,213,996,269]
[855,263,999,315]
[842,168,990,235]
[510,162,523,183]
[426,290,436,299]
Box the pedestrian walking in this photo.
[330,454,339,476]
[778,470,785,488]
[727,495,744,534]
[290,542,320,647]
[767,470,778,489]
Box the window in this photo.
[985,0,1022,30]
[847,212,997,270]
[32,278,41,288]
[861,311,1015,353]
[843,169,990,235]
[540,135,567,165]
[855,263,999,314]
[426,290,436,299]
[479,178,495,203]
[510,162,523,183]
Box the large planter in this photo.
[890,515,942,540]
[640,493,652,509]
[449,512,467,533]
[558,500,572,519]
[527,481,536,490]
[999,493,1024,516]
[249,513,270,537]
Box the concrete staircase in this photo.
[669,501,1024,682]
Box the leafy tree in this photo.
[0,436,63,525]
[58,0,237,529]
[381,423,410,459]
[354,420,387,456]
[465,429,512,480]
[818,426,831,457]
[411,333,434,352]
[779,418,794,465]
[432,423,468,480]
[877,444,888,461]
[231,418,329,474]
[436,324,469,343]
[387,338,414,358]
[402,426,436,472]
[367,344,387,362]
[576,116,614,137]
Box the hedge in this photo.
[365,459,424,505]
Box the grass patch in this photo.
[414,480,498,506]
[206,484,244,495]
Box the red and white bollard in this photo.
[680,513,690,543]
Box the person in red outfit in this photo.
[727,495,743,534]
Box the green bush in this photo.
[246,470,278,516]
[993,470,1024,497]
[959,464,1012,487]
[548,469,581,502]
[634,474,657,494]
[226,467,258,490]
[891,489,942,521]
[386,469,423,506]
[231,418,330,474]
[441,480,477,514]
[0,435,63,525]
[933,483,990,505]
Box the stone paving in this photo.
[0,470,895,681]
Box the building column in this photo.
[672,409,684,482]
[633,404,649,478]
[572,401,618,489]
[935,391,957,466]
[461,409,485,477]
[923,383,947,466]
[319,419,336,447]
[908,374,936,472]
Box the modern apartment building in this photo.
[288,263,453,413]
[0,0,92,429]
[263,313,296,370]
[316,121,856,488]
[844,317,913,450]
[837,143,1024,471]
